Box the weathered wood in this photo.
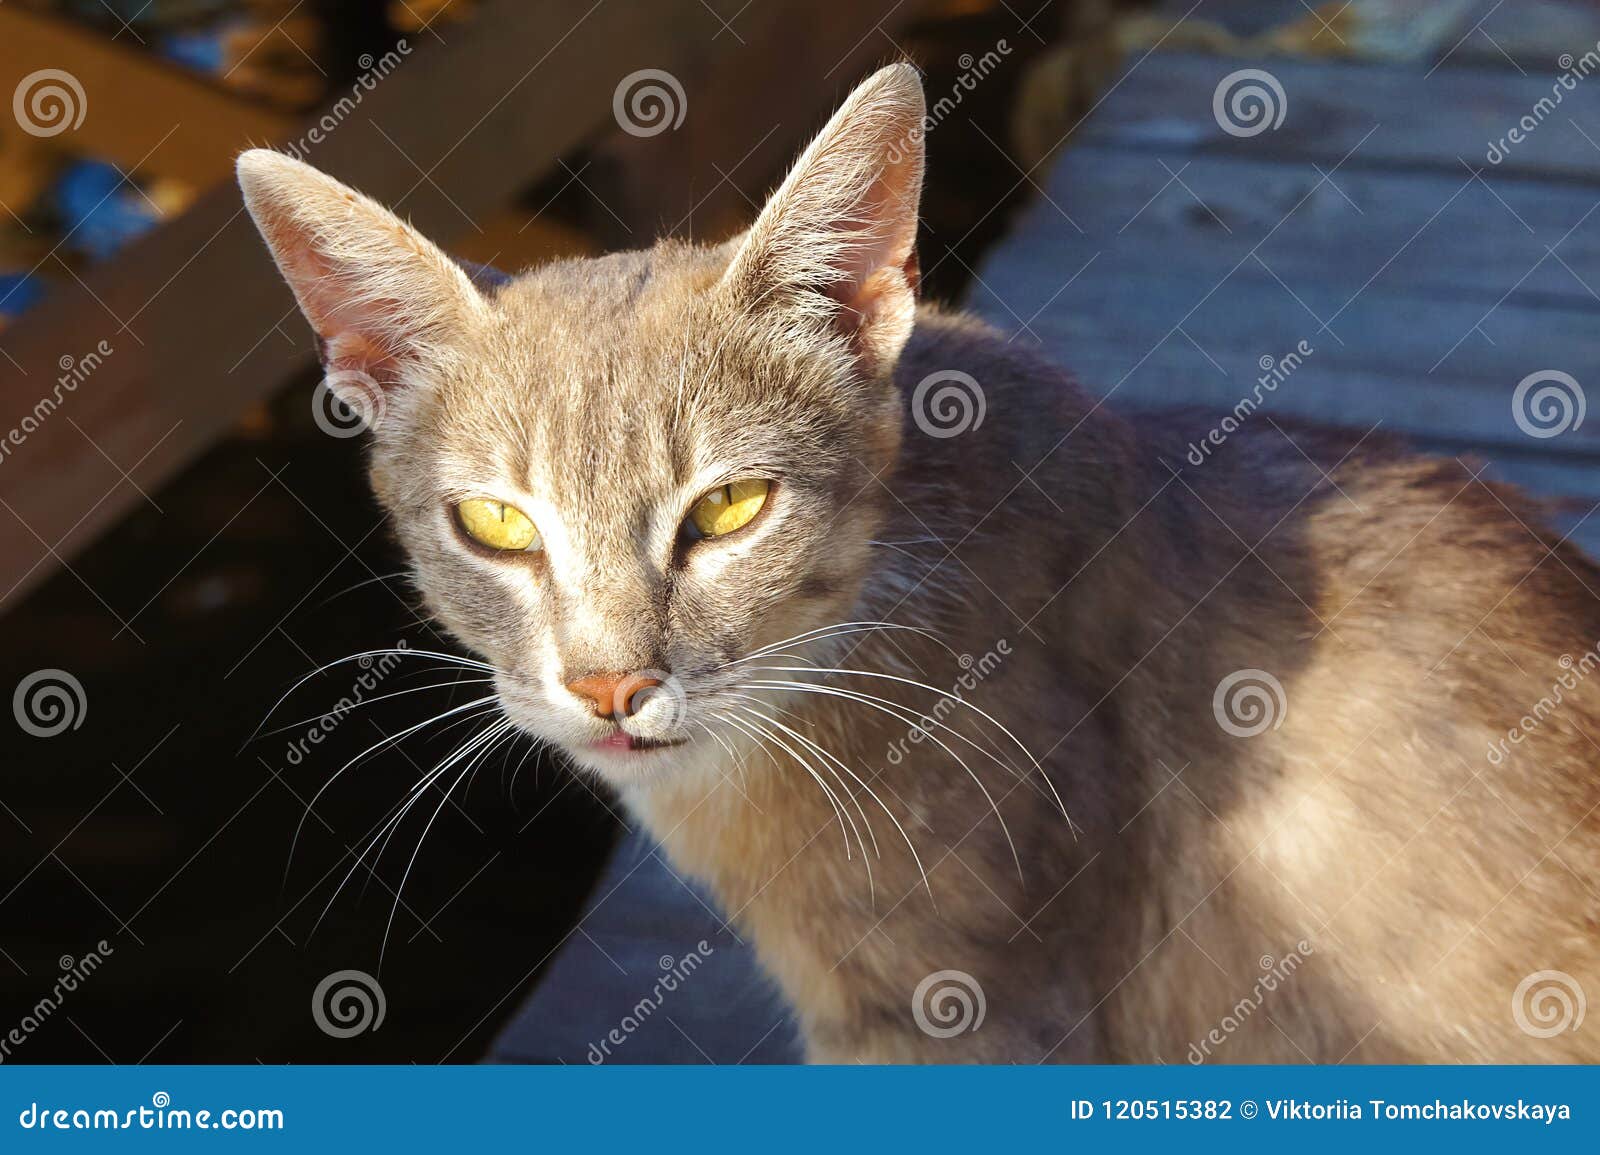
[1002,146,1600,311]
[0,0,935,616]
[1455,0,1598,71]
[973,41,1600,559]
[0,7,297,187]
[584,0,941,246]
[972,258,1600,443]
[1076,52,1600,182]
[0,0,699,614]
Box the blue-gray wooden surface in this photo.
[966,51,1600,556]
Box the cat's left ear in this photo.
[723,63,925,377]
[236,149,487,414]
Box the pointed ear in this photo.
[722,63,925,376]
[236,150,486,420]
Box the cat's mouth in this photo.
[589,731,688,754]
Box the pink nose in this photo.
[565,672,663,718]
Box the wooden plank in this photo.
[582,0,940,246]
[0,0,694,615]
[1140,0,1481,62]
[1076,52,1600,181]
[0,7,297,187]
[1453,0,1598,71]
[969,270,1600,452]
[993,146,1600,312]
[0,0,929,616]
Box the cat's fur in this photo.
[239,65,1599,1062]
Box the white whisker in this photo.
[381,717,516,965]
[721,710,860,873]
[315,570,415,606]
[252,647,495,744]
[284,694,499,885]
[311,712,506,944]
[731,696,936,908]
[752,664,1071,824]
[719,621,949,670]
[254,677,496,740]
[741,677,1024,885]
[732,697,880,857]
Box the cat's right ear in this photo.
[722,63,926,378]
[236,150,487,413]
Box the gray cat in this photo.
[240,64,1599,1063]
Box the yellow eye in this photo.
[455,498,542,552]
[687,479,769,539]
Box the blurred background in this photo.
[2,0,1598,1062]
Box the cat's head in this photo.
[238,65,926,785]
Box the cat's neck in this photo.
[621,309,1175,1054]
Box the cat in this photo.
[238,63,1599,1063]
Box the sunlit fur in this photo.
[240,65,1599,1063]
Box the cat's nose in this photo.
[565,672,663,719]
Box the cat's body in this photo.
[239,65,1598,1063]
[636,307,1600,1063]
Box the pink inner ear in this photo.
[820,143,922,330]
[827,172,919,299]
[821,169,922,371]
[320,330,402,404]
[276,241,407,395]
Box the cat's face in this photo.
[368,246,904,782]
[240,66,925,786]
